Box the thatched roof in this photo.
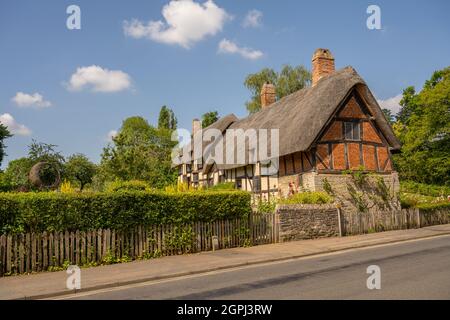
[178,67,401,171]
[173,114,238,167]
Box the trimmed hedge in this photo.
[0,191,251,234]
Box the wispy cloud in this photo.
[12,92,52,109]
[123,0,230,49]
[0,113,31,136]
[218,39,263,60]
[243,9,263,28]
[66,65,132,93]
[377,94,402,115]
[106,129,118,142]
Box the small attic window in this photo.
[344,122,361,141]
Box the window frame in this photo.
[344,121,361,141]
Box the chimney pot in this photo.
[260,82,276,108]
[312,48,335,86]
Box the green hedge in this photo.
[0,191,251,234]
[416,202,450,211]
[279,192,334,205]
[401,181,450,197]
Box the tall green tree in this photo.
[393,67,450,185]
[28,140,65,166]
[3,157,34,191]
[0,123,12,167]
[382,108,395,124]
[202,111,219,128]
[396,86,418,124]
[244,65,311,114]
[158,106,177,130]
[101,116,177,188]
[65,154,97,191]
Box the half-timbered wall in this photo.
[314,90,394,173]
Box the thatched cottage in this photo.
[175,49,401,202]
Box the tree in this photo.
[158,106,177,130]
[244,65,311,114]
[65,154,97,191]
[396,86,417,124]
[101,116,177,188]
[393,67,450,185]
[3,157,34,191]
[202,111,219,128]
[27,140,65,187]
[0,123,12,167]
[28,140,65,166]
[382,108,395,124]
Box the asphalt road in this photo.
[63,235,450,300]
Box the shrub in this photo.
[400,191,449,209]
[255,198,278,214]
[164,182,190,193]
[401,181,450,197]
[415,202,450,211]
[0,190,251,234]
[60,180,76,193]
[0,172,12,193]
[279,191,333,205]
[207,182,236,191]
[105,180,150,193]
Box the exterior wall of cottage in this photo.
[314,90,394,174]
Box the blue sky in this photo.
[1,0,449,168]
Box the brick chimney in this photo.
[312,48,335,86]
[260,82,276,108]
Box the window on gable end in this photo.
[344,122,361,141]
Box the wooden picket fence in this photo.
[418,208,450,227]
[340,208,450,235]
[341,208,420,235]
[0,214,278,276]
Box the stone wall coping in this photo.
[276,203,338,211]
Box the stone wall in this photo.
[300,171,400,213]
[276,204,340,242]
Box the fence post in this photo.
[416,208,421,228]
[337,208,343,237]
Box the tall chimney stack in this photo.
[192,118,201,136]
[312,48,335,86]
[260,82,276,108]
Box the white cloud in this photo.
[243,9,263,28]
[123,0,230,49]
[67,65,132,93]
[0,113,31,136]
[106,130,118,142]
[12,92,52,108]
[377,94,402,115]
[218,39,263,60]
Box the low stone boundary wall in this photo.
[276,204,340,242]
